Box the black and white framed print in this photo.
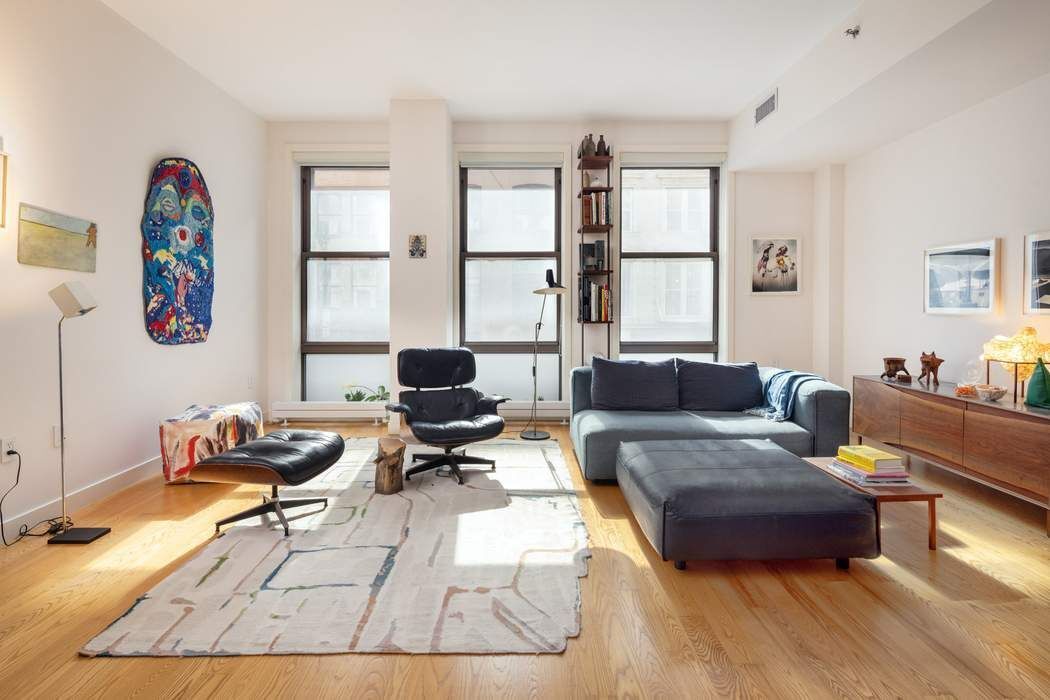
[751,237,800,295]
[1024,231,1050,314]
[923,238,998,314]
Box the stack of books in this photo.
[581,192,610,226]
[826,445,909,487]
[580,281,611,322]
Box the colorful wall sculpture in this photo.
[141,158,214,344]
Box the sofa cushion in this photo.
[683,411,813,456]
[590,357,678,411]
[677,360,762,411]
[571,409,815,481]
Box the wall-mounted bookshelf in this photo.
[577,151,613,359]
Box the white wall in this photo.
[731,172,814,371]
[0,0,266,529]
[843,72,1050,388]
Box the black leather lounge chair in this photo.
[386,347,507,485]
[194,429,345,536]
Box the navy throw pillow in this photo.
[590,357,678,411]
[677,360,763,411]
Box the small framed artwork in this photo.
[408,234,427,259]
[923,238,998,314]
[751,237,800,295]
[1024,231,1050,314]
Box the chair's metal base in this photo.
[215,485,328,537]
[405,447,495,485]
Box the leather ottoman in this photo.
[615,439,879,570]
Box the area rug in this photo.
[82,438,589,656]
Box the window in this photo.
[459,167,562,400]
[301,167,390,400]
[619,167,718,357]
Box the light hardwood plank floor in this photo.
[1,422,1049,699]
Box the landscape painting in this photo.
[924,238,997,315]
[1024,232,1050,314]
[18,203,98,272]
[751,237,800,294]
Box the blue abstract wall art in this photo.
[141,158,214,344]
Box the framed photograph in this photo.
[1024,232,1050,314]
[751,237,800,295]
[408,234,427,259]
[923,238,998,314]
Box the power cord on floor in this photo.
[0,450,73,546]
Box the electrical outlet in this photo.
[247,374,255,389]
[1,437,15,463]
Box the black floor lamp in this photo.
[521,269,566,441]
[48,281,111,544]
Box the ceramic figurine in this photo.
[583,134,597,157]
[918,351,945,385]
[596,135,609,156]
[880,357,910,381]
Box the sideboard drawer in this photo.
[964,408,1050,498]
[853,378,900,445]
[900,393,964,465]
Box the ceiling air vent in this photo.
[755,89,777,125]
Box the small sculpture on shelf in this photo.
[579,134,596,158]
[596,135,609,156]
[880,357,909,382]
[918,351,944,386]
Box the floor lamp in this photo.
[48,281,111,544]
[521,269,566,441]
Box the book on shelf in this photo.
[595,240,605,269]
[826,459,910,486]
[579,281,611,322]
[836,445,903,474]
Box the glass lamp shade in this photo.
[980,326,1050,381]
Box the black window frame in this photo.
[618,165,720,357]
[457,166,563,397]
[300,165,390,400]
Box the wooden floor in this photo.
[1,423,1049,699]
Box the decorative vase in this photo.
[583,134,597,157]
[582,171,591,188]
[596,135,609,156]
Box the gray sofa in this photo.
[570,364,850,481]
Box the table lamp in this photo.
[521,269,566,441]
[980,326,1050,402]
[48,281,111,544]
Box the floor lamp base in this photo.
[520,429,551,441]
[48,526,111,544]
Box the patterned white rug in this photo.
[82,438,589,656]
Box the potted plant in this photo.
[344,383,392,424]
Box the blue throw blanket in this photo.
[745,370,824,422]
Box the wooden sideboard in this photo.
[853,376,1050,534]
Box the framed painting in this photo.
[17,203,98,272]
[923,238,998,315]
[751,237,800,295]
[1024,231,1050,314]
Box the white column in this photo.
[387,99,454,430]
[811,164,845,384]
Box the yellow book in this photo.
[836,445,901,472]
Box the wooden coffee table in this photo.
[805,457,944,550]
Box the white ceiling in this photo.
[100,0,858,122]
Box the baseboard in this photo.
[3,455,161,536]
